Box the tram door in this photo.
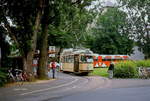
[74,55,79,72]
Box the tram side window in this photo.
[102,59,112,61]
[64,56,67,62]
[66,56,69,63]
[71,56,74,62]
[87,56,93,62]
[63,55,74,63]
[118,58,123,61]
[94,58,98,61]
[81,56,93,63]
[102,59,107,61]
[68,55,74,63]
[65,56,68,63]
[81,56,86,62]
[114,58,123,61]
[68,56,71,62]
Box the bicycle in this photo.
[7,68,28,85]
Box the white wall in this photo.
[130,46,145,60]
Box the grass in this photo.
[89,60,150,78]
[89,68,108,77]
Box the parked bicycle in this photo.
[7,68,28,83]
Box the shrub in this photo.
[0,68,8,87]
[136,60,150,67]
[114,61,138,78]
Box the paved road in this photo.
[0,72,106,101]
[0,72,150,101]
[54,86,150,101]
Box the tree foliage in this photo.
[0,27,11,67]
[0,0,96,79]
[89,8,134,54]
[46,0,95,48]
[0,0,45,80]
[118,0,150,58]
[0,0,37,55]
[1,0,138,80]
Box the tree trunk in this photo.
[57,47,63,62]
[37,23,49,79]
[23,57,27,71]
[25,52,34,80]
[24,0,44,80]
[37,0,49,79]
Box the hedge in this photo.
[114,61,138,78]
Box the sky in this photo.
[88,0,118,10]
[103,0,117,6]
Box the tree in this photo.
[89,8,134,54]
[118,0,150,59]
[0,27,11,67]
[47,0,94,48]
[0,0,45,80]
[1,0,98,80]
[37,0,95,78]
[37,0,50,79]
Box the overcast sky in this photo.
[87,0,118,11]
[103,0,117,6]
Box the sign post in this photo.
[48,46,56,57]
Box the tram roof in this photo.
[93,54,129,57]
[93,54,129,59]
[61,48,93,56]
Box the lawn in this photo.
[89,68,108,77]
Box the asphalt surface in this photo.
[54,86,150,101]
[0,72,150,101]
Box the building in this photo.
[130,46,145,60]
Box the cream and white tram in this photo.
[60,49,94,74]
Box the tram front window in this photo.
[81,56,93,63]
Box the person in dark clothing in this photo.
[108,62,114,79]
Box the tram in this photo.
[93,54,129,67]
[60,49,94,74]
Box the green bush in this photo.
[0,68,8,87]
[136,60,150,67]
[114,61,138,78]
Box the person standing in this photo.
[51,61,56,79]
[32,58,38,77]
[108,62,114,79]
